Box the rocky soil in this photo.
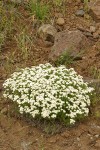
[0,0,100,150]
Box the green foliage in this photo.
[55,51,74,66]
[0,33,5,52]
[15,29,33,60]
[3,63,94,125]
[84,0,89,12]
[52,0,66,15]
[28,0,49,21]
[89,67,100,111]
[53,0,63,6]
[95,111,100,118]
[90,67,100,79]
[0,1,15,52]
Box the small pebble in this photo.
[75,9,85,17]
[77,137,80,141]
[90,26,96,33]
[56,17,65,26]
[95,135,99,138]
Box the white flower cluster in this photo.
[3,63,94,124]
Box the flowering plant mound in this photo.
[3,63,94,124]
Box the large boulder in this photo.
[49,30,91,62]
[89,0,100,22]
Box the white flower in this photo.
[41,109,50,118]
[51,114,56,118]
[3,63,94,125]
[70,119,75,124]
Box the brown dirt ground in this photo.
[0,1,100,150]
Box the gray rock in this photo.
[38,24,57,43]
[89,0,100,22]
[49,30,91,62]
[83,31,93,37]
[90,26,96,33]
[75,9,85,17]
